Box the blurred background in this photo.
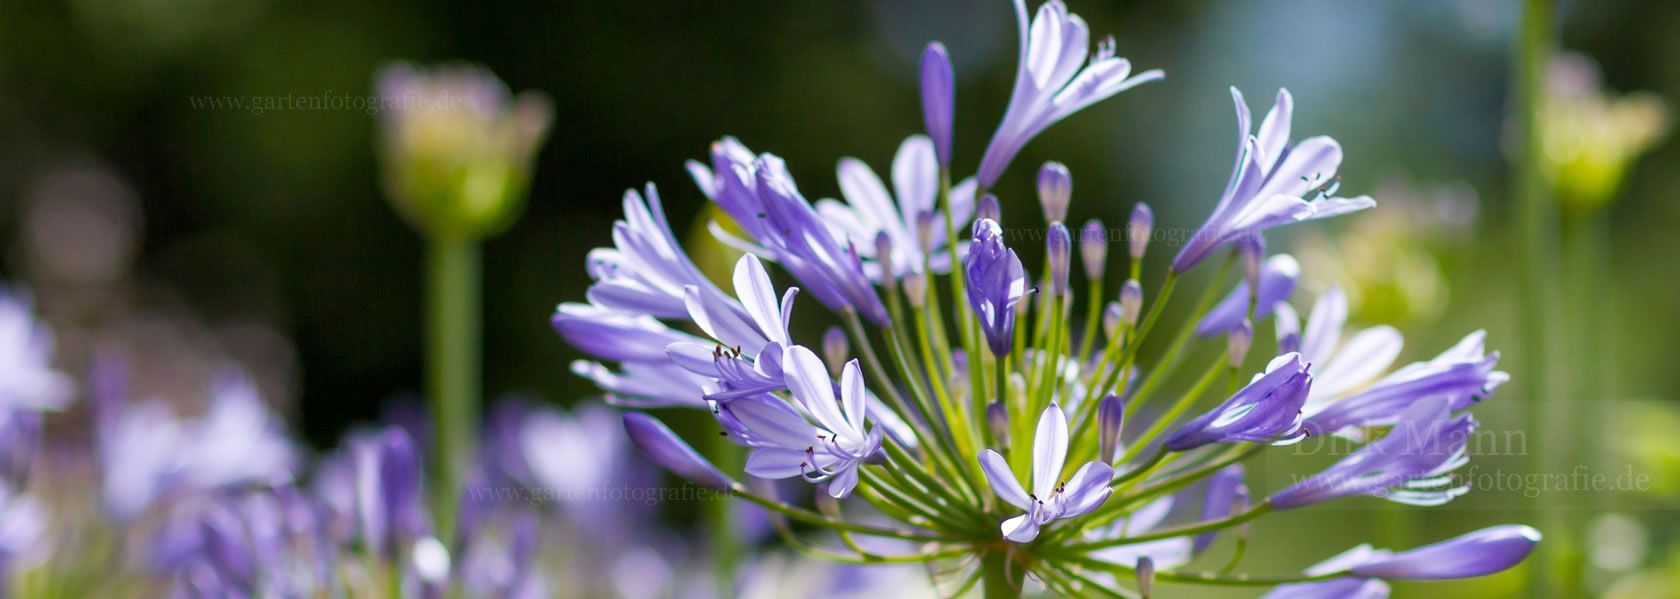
[2,0,1677,596]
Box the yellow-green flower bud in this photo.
[376,62,553,240]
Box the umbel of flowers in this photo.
[554,0,1536,596]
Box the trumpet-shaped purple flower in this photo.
[1165,353,1311,451]
[730,347,882,498]
[1264,525,1539,596]
[819,137,978,281]
[1195,254,1300,336]
[1272,397,1473,509]
[1172,88,1375,272]
[0,288,71,411]
[979,403,1113,542]
[583,184,734,319]
[1306,329,1507,438]
[965,219,1032,356]
[552,303,702,364]
[1347,525,1541,579]
[977,0,1164,187]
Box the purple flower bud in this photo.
[623,412,733,490]
[1047,222,1072,296]
[1228,319,1253,367]
[977,193,1001,224]
[1137,556,1155,597]
[902,271,927,308]
[1037,162,1072,223]
[874,231,896,286]
[1080,219,1107,281]
[1196,255,1300,337]
[915,210,936,255]
[1103,301,1124,339]
[1238,234,1265,295]
[1349,525,1541,580]
[1274,301,1301,354]
[920,43,954,167]
[965,219,1032,356]
[1097,395,1125,464]
[986,401,1009,450]
[1128,203,1153,260]
[822,326,849,375]
[1120,280,1143,327]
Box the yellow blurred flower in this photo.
[375,62,552,241]
[1540,52,1669,216]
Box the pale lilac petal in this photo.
[1031,403,1069,497]
[1312,325,1403,402]
[728,395,817,449]
[979,449,1032,510]
[624,413,732,490]
[1254,89,1293,172]
[732,255,789,346]
[781,345,852,443]
[838,360,867,435]
[1059,462,1115,517]
[1299,286,1348,363]
[1001,513,1041,543]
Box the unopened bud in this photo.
[1103,301,1124,339]
[1137,556,1155,598]
[1119,280,1143,327]
[823,326,849,375]
[1237,235,1265,296]
[1037,162,1071,223]
[1080,219,1107,281]
[1274,301,1300,354]
[1098,395,1126,464]
[874,232,897,284]
[1228,319,1253,367]
[902,271,927,308]
[987,401,1009,450]
[915,210,936,255]
[1128,203,1153,261]
[1047,222,1072,296]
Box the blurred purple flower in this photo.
[818,136,977,281]
[1272,397,1473,509]
[1195,254,1300,336]
[965,219,1032,356]
[0,288,71,411]
[1165,353,1311,451]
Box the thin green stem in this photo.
[426,237,479,541]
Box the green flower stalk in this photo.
[375,62,552,538]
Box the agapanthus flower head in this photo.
[979,403,1112,542]
[977,0,1163,187]
[375,62,552,240]
[1172,88,1375,272]
[547,13,1533,595]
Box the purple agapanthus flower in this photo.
[0,288,72,411]
[977,0,1164,188]
[583,184,736,319]
[818,136,978,280]
[728,346,881,498]
[1172,88,1375,273]
[1305,329,1507,439]
[1164,353,1312,451]
[622,412,733,491]
[1263,524,1539,596]
[552,303,702,364]
[979,403,1113,542]
[1272,397,1473,509]
[965,219,1032,356]
[1195,254,1300,336]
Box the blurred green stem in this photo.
[705,432,741,596]
[1513,0,1570,596]
[427,237,480,541]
